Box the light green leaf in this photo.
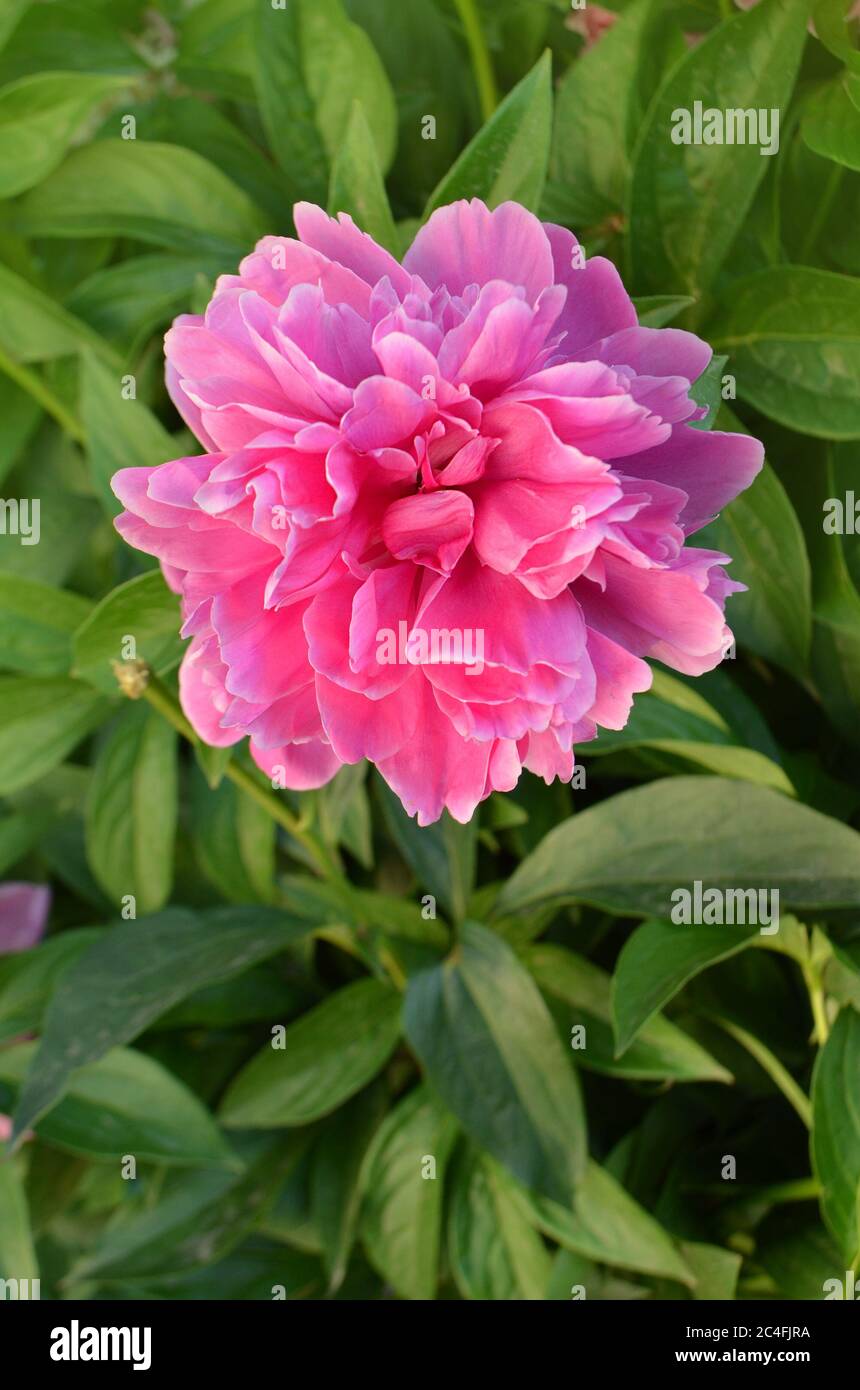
[85,704,177,915]
[448,1145,552,1300]
[0,72,128,198]
[812,1006,860,1264]
[629,0,809,293]
[0,574,91,675]
[255,0,396,206]
[190,762,274,904]
[80,350,176,516]
[403,922,587,1204]
[708,266,860,439]
[424,51,552,216]
[16,141,269,258]
[802,74,860,171]
[328,100,398,254]
[0,260,117,365]
[0,676,107,795]
[0,1159,37,1285]
[360,1084,458,1301]
[515,1160,696,1287]
[72,570,183,695]
[633,293,697,327]
[545,0,673,227]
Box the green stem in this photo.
[716,1017,813,1131]
[0,344,85,442]
[453,0,498,122]
[137,668,343,883]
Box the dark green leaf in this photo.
[496,777,860,922]
[219,978,402,1128]
[11,907,315,1141]
[404,922,587,1204]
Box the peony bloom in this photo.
[113,200,762,825]
[0,882,50,954]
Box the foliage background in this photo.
[0,0,859,1302]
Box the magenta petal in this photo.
[404,200,555,304]
[110,196,765,824]
[0,883,51,954]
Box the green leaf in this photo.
[360,1083,458,1301]
[0,376,41,486]
[786,446,860,745]
[812,1006,860,1264]
[0,72,128,198]
[514,1160,696,1287]
[67,1138,295,1285]
[403,922,587,1204]
[802,74,860,172]
[0,810,52,881]
[448,1145,551,1300]
[85,704,178,915]
[16,141,269,259]
[255,0,396,207]
[676,1241,742,1300]
[10,907,315,1142]
[812,0,860,74]
[633,293,697,327]
[0,574,90,675]
[176,0,256,102]
[0,1159,37,1285]
[72,570,183,695]
[525,942,731,1082]
[629,0,809,293]
[310,1083,387,1291]
[80,350,176,516]
[424,50,552,216]
[328,101,398,254]
[697,431,812,674]
[586,667,794,793]
[68,253,222,356]
[0,1042,235,1168]
[0,676,107,795]
[190,762,275,904]
[612,918,761,1056]
[0,260,117,365]
[545,0,673,227]
[0,929,104,1045]
[708,267,860,439]
[343,0,471,209]
[0,2,145,86]
[219,978,402,1128]
[496,777,860,922]
[376,778,476,921]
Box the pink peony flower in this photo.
[566,3,618,49]
[113,200,762,825]
[0,882,50,954]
